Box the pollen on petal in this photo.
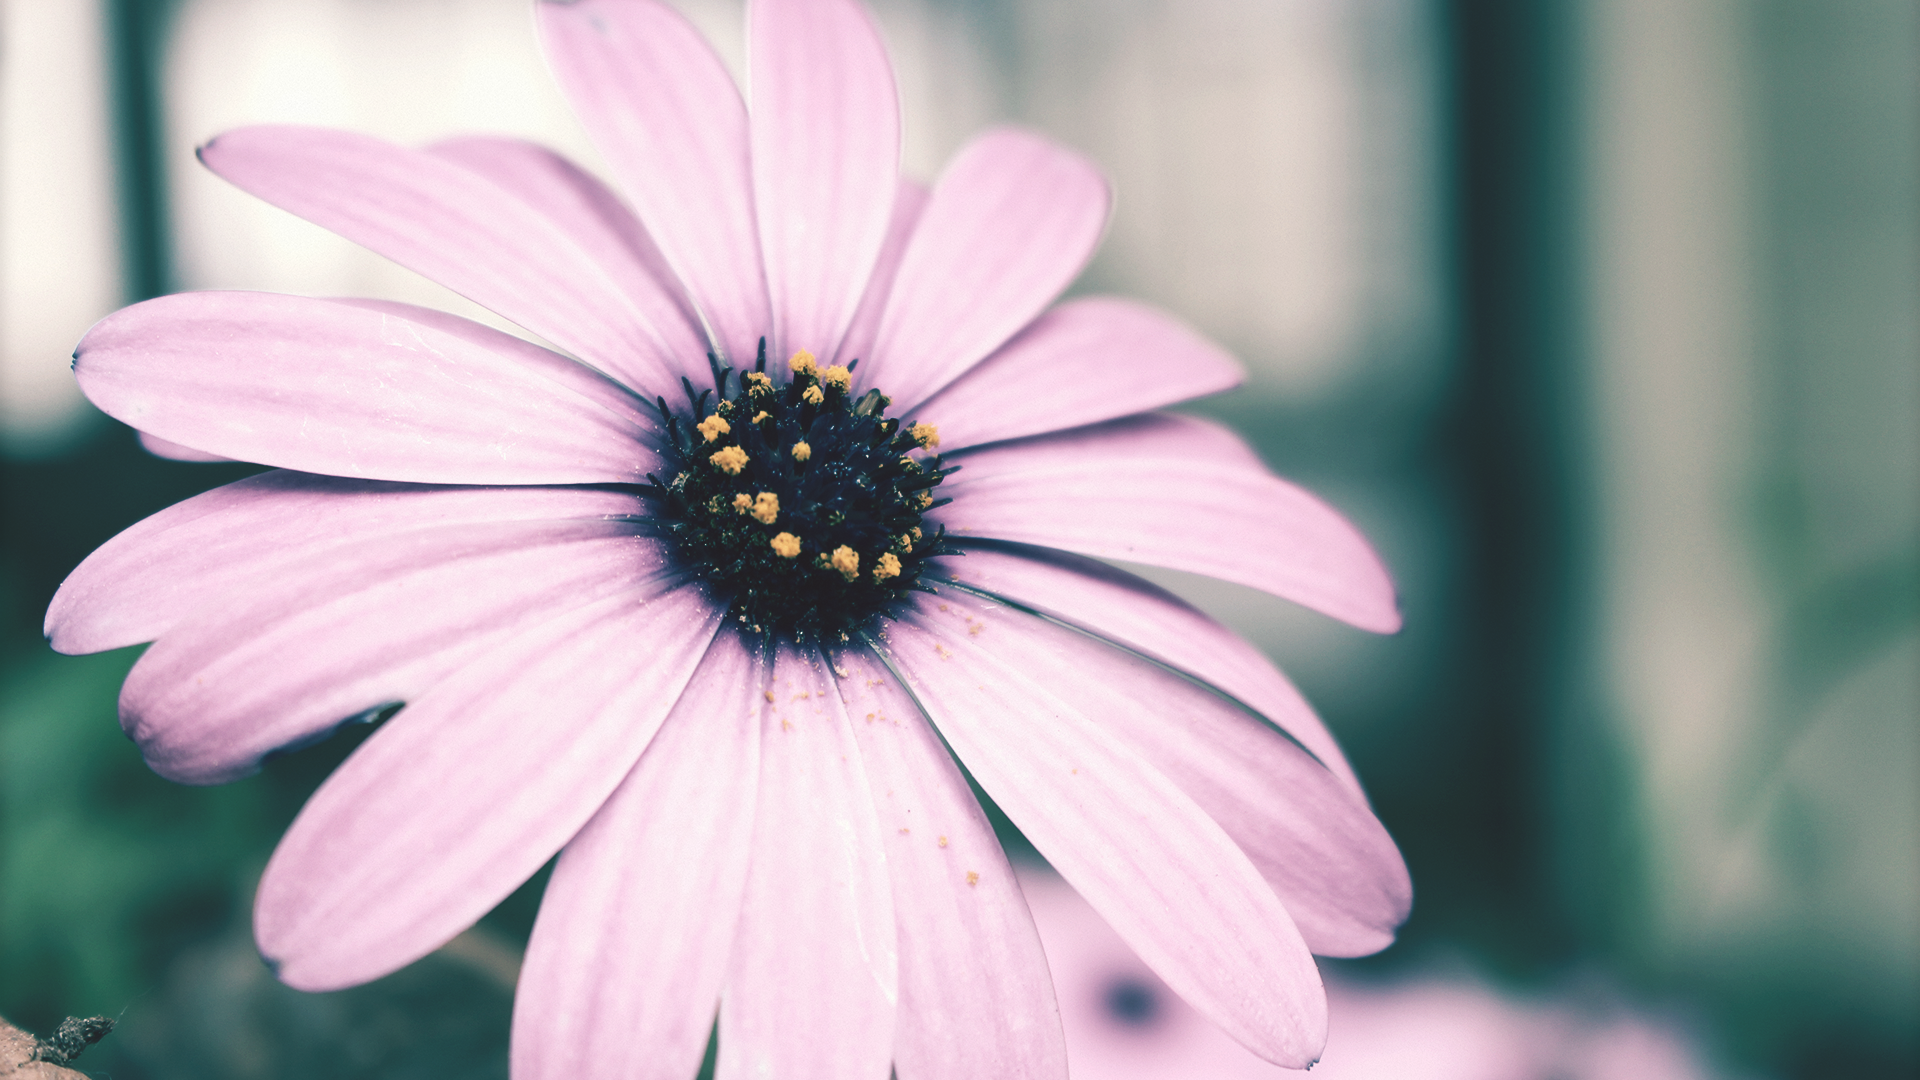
[697,414,731,442]
[788,350,817,377]
[791,441,812,462]
[910,422,940,449]
[731,493,753,514]
[873,552,902,581]
[802,385,825,405]
[752,492,779,524]
[821,365,852,390]
[710,445,749,474]
[770,532,802,558]
[829,545,860,582]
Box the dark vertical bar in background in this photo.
[104,0,174,301]
[1433,0,1594,970]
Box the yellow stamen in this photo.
[752,492,779,524]
[873,552,902,581]
[802,385,824,405]
[770,532,801,558]
[788,350,817,377]
[829,545,860,582]
[915,492,933,509]
[746,372,773,395]
[791,441,812,462]
[706,495,726,514]
[910,526,923,541]
[731,493,753,514]
[910,422,940,449]
[821,365,852,390]
[710,445,748,475]
[894,533,913,554]
[752,410,770,424]
[696,414,731,442]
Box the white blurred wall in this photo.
[0,0,122,456]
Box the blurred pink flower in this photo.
[1019,865,1723,1080]
[48,0,1409,1076]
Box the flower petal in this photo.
[138,430,230,462]
[428,134,710,389]
[935,414,1402,633]
[75,292,659,484]
[539,0,770,366]
[512,633,764,1080]
[256,582,722,991]
[835,648,1069,1080]
[912,297,1244,450]
[931,541,1363,796]
[46,471,644,655]
[120,519,661,784]
[834,179,928,368]
[718,645,897,1080]
[917,588,1408,958]
[878,595,1328,1068]
[750,0,900,363]
[866,128,1110,410]
[198,125,696,393]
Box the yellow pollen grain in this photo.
[915,492,933,509]
[966,870,979,886]
[894,533,913,554]
[873,552,902,582]
[821,365,852,390]
[829,545,860,582]
[763,690,775,702]
[706,495,725,514]
[752,492,779,524]
[911,526,923,541]
[697,414,731,442]
[710,445,748,474]
[770,532,802,558]
[752,410,770,424]
[731,493,753,514]
[746,371,773,395]
[802,384,825,405]
[788,349,817,376]
[791,441,812,462]
[911,422,940,449]
[937,835,948,848]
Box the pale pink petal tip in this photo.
[138,430,232,462]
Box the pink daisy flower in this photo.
[47,0,1410,1076]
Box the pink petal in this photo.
[833,648,1069,1080]
[427,135,710,388]
[750,0,900,363]
[138,430,231,462]
[539,0,771,367]
[917,588,1408,958]
[512,633,765,1080]
[879,595,1329,1069]
[718,645,897,1080]
[932,542,1363,796]
[834,179,928,368]
[865,128,1110,409]
[46,472,643,655]
[75,292,659,484]
[935,414,1402,633]
[198,125,696,393]
[912,297,1244,450]
[256,583,722,991]
[119,519,661,784]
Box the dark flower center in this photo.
[644,341,957,643]
[1103,977,1163,1028]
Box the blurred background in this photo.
[0,0,1912,1077]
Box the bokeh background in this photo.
[1,1,1913,1077]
